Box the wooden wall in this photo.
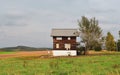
[53,36,77,50]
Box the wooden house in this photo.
[51,29,79,50]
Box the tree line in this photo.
[78,16,120,54]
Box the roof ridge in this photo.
[51,28,79,37]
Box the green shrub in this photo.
[94,46,102,51]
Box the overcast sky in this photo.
[0,0,120,48]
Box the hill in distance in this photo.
[0,46,52,51]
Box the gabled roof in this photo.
[51,28,79,37]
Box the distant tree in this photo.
[117,31,120,51]
[117,40,120,51]
[101,36,106,50]
[94,41,102,51]
[105,32,116,51]
[78,16,102,54]
[119,31,120,38]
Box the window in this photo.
[65,44,71,50]
[56,44,59,48]
[56,37,62,40]
[68,37,71,40]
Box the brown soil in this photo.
[0,50,119,59]
[0,51,52,59]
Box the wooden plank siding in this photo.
[53,37,77,50]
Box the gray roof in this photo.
[51,28,79,37]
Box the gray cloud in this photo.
[0,11,28,26]
[0,0,120,48]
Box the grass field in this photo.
[0,51,15,54]
[0,55,120,75]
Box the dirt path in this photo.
[1,50,119,59]
[0,51,52,59]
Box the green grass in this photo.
[0,51,15,54]
[0,55,120,75]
